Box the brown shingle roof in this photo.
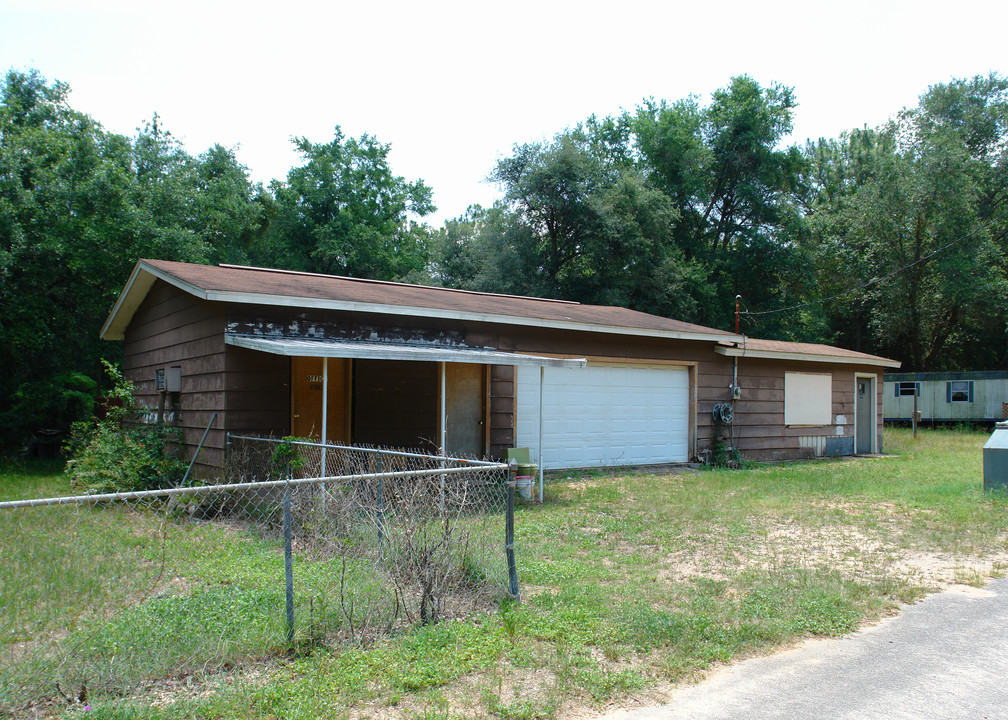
[139,259,737,339]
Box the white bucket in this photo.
[516,474,534,500]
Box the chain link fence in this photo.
[0,437,516,716]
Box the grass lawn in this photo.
[2,427,1006,719]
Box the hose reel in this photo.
[712,402,734,425]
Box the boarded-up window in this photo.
[896,381,920,397]
[784,372,832,426]
[353,360,438,451]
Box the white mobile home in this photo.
[884,371,1008,423]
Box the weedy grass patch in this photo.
[3,427,1007,718]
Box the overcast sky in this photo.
[2,0,1006,226]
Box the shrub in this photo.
[64,362,184,493]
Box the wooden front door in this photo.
[291,357,348,443]
[445,363,486,457]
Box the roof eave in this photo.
[714,345,902,369]
[101,263,742,344]
[100,260,209,341]
[205,289,743,343]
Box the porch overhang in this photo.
[225,334,587,368]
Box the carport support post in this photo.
[439,361,447,454]
[440,361,447,512]
[321,357,328,480]
[538,365,544,504]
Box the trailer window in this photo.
[896,382,919,397]
[947,380,973,403]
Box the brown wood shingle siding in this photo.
[716,360,883,459]
[221,306,887,462]
[223,346,290,438]
[122,280,225,478]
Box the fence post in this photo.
[283,477,295,649]
[439,451,447,515]
[506,459,520,602]
[376,449,385,546]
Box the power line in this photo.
[741,212,1008,318]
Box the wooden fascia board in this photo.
[714,345,902,369]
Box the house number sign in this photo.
[306,375,323,382]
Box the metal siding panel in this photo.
[982,380,1008,420]
[882,382,898,419]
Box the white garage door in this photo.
[516,363,689,469]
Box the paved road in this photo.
[603,577,1008,720]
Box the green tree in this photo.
[798,127,896,349]
[591,170,711,321]
[193,144,268,264]
[264,128,435,280]
[0,69,262,449]
[634,76,804,261]
[489,130,608,296]
[430,204,539,296]
[802,74,1008,370]
[627,76,806,329]
[0,69,126,426]
[478,125,713,319]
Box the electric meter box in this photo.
[155,367,182,393]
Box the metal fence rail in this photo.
[0,439,516,716]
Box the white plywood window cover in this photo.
[784,372,832,426]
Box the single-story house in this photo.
[100,259,900,479]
